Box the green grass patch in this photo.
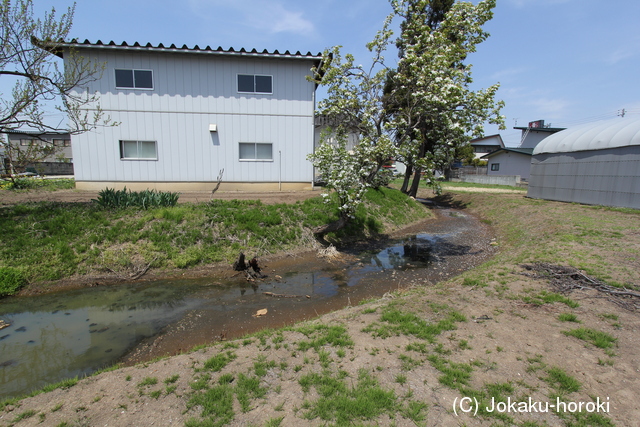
[562,328,617,349]
[544,367,581,395]
[294,324,353,351]
[558,313,580,323]
[1,177,75,191]
[298,369,406,424]
[522,290,579,308]
[363,306,466,343]
[203,351,237,372]
[0,266,27,297]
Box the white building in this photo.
[47,40,323,191]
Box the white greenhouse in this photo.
[528,117,640,209]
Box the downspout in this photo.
[279,150,282,191]
[311,86,316,190]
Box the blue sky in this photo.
[32,0,640,146]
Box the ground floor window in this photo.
[239,142,273,161]
[120,140,157,160]
[491,163,500,171]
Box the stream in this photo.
[0,205,495,399]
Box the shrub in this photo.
[93,187,180,209]
[0,267,27,297]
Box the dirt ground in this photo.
[1,188,639,426]
[0,188,321,206]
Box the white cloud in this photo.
[491,67,526,82]
[249,4,315,35]
[187,0,315,37]
[529,97,570,118]
[506,0,572,7]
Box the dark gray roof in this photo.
[42,39,323,62]
[481,147,534,159]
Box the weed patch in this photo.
[298,369,406,424]
[562,328,617,349]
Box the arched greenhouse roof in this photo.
[533,117,640,155]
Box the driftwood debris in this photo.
[521,262,640,311]
[232,252,265,281]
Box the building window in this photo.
[119,140,157,160]
[53,139,71,147]
[20,139,34,146]
[239,143,273,161]
[237,74,272,94]
[115,69,154,89]
[491,163,500,171]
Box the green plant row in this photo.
[93,187,180,209]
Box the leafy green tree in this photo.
[391,0,505,197]
[0,0,111,175]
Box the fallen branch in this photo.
[263,291,309,299]
[521,262,640,311]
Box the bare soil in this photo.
[0,189,321,206]
[1,188,639,427]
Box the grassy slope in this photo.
[0,186,429,292]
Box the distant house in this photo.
[481,147,534,180]
[483,120,565,181]
[1,130,73,175]
[529,117,640,209]
[470,134,504,159]
[45,40,323,191]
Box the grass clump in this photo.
[0,266,27,297]
[203,351,237,372]
[558,313,580,323]
[298,369,403,424]
[522,290,579,308]
[562,328,617,349]
[294,324,353,351]
[363,306,465,343]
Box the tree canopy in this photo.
[0,0,111,175]
[309,0,505,229]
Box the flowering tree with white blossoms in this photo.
[390,0,505,197]
[309,0,505,232]
[308,20,398,234]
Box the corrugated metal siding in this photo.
[528,146,640,209]
[71,49,316,183]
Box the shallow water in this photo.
[0,207,493,399]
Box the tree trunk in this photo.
[408,166,422,198]
[400,163,413,193]
[312,215,349,236]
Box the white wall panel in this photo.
[71,48,316,184]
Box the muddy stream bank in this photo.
[0,203,495,399]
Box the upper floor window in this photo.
[115,69,154,89]
[120,140,157,160]
[237,74,272,94]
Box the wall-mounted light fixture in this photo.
[209,124,218,132]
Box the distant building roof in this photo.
[534,117,640,155]
[470,134,505,147]
[481,147,534,159]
